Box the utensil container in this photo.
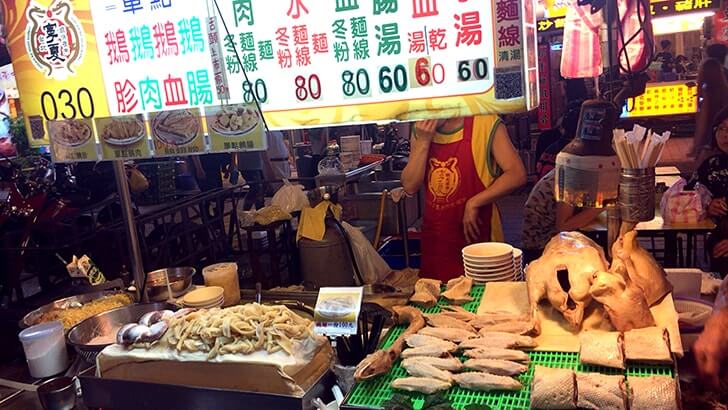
[18,321,68,378]
[618,168,656,222]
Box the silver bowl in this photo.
[67,302,172,364]
[20,290,133,330]
[145,267,196,302]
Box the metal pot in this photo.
[67,302,173,364]
[145,267,196,302]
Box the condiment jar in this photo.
[18,321,69,378]
[202,262,241,307]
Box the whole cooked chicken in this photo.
[589,270,655,331]
[425,314,477,333]
[527,232,608,329]
[391,377,451,394]
[405,334,457,352]
[418,326,477,342]
[463,358,527,376]
[451,372,522,391]
[409,279,442,308]
[402,356,464,372]
[610,230,672,306]
[441,276,474,304]
[401,360,453,382]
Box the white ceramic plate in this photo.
[462,242,514,259]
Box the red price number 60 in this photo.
[411,57,445,88]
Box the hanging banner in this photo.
[212,0,538,128]
[5,0,111,148]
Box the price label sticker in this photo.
[314,287,363,337]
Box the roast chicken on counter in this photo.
[526,230,672,332]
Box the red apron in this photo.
[421,117,493,281]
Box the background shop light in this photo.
[651,12,714,35]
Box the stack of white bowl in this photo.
[513,248,524,280]
[182,286,225,309]
[462,242,516,284]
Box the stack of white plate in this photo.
[182,286,225,309]
[513,248,523,280]
[462,242,516,284]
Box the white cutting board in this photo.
[477,282,684,356]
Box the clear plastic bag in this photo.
[271,179,310,214]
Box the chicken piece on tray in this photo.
[404,334,457,352]
[391,377,451,394]
[579,331,625,369]
[468,311,532,328]
[589,270,656,331]
[627,376,678,410]
[527,232,609,329]
[576,373,627,410]
[402,356,464,372]
[441,276,474,304]
[439,305,478,322]
[418,326,477,342]
[451,372,522,391]
[463,358,527,376]
[476,331,538,348]
[462,347,530,362]
[409,279,442,308]
[401,345,451,358]
[473,318,540,335]
[354,306,425,381]
[623,327,672,364]
[459,337,519,350]
[401,360,453,382]
[425,313,477,333]
[530,366,576,409]
[610,230,673,306]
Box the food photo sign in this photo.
[5,0,537,162]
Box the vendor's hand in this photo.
[412,120,441,143]
[714,240,728,259]
[708,198,728,217]
[694,309,728,390]
[463,200,482,244]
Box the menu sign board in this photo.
[47,118,98,162]
[5,0,111,148]
[96,114,153,160]
[150,108,206,156]
[206,103,266,152]
[8,0,536,156]
[213,0,538,128]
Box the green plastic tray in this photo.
[345,285,674,410]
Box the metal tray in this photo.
[20,290,133,329]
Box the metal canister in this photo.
[618,168,656,222]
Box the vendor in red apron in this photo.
[401,116,527,282]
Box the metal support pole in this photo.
[112,160,147,302]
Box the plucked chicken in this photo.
[610,230,672,306]
[589,270,655,331]
[526,232,608,329]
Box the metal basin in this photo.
[21,290,132,330]
[67,302,173,363]
[145,267,195,302]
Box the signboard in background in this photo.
[88,0,218,117]
[150,108,206,157]
[206,104,266,152]
[96,115,153,160]
[213,0,538,128]
[620,81,698,118]
[47,118,98,162]
[5,0,110,148]
[537,43,552,130]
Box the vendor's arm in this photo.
[694,277,728,389]
[465,124,526,209]
[463,124,526,242]
[555,203,603,232]
[401,120,439,195]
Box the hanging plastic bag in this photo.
[341,222,392,285]
[271,179,310,214]
[660,178,712,224]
